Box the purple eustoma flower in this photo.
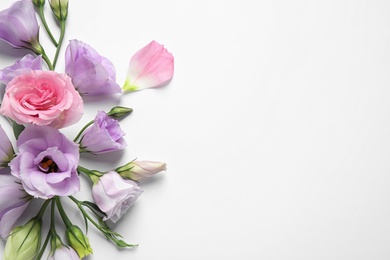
[65,39,121,95]
[0,125,14,168]
[80,111,126,154]
[0,0,41,51]
[0,54,42,85]
[92,171,143,223]
[10,125,80,199]
[0,169,31,239]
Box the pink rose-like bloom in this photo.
[65,39,121,95]
[0,70,83,128]
[92,171,143,223]
[123,40,174,92]
[0,54,42,85]
[80,111,126,154]
[0,169,31,239]
[48,246,80,260]
[10,125,80,199]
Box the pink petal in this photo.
[123,40,174,91]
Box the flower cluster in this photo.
[0,0,173,259]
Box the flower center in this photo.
[38,157,59,173]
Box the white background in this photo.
[1,0,390,259]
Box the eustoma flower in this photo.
[65,39,121,95]
[0,125,14,168]
[0,70,83,128]
[123,40,174,92]
[0,54,43,85]
[92,171,143,223]
[0,0,42,52]
[10,125,80,199]
[0,170,31,239]
[80,111,126,154]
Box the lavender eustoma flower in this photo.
[0,125,14,168]
[92,171,143,223]
[65,40,121,95]
[0,0,41,51]
[80,111,126,154]
[0,169,31,239]
[0,54,42,85]
[10,125,80,199]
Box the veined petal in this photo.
[123,40,174,92]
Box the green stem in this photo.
[33,200,52,259]
[77,165,91,175]
[36,199,51,220]
[36,230,51,260]
[41,50,54,70]
[37,6,58,47]
[69,196,137,248]
[69,196,101,230]
[73,120,93,142]
[53,20,66,70]
[50,200,57,234]
[55,197,72,228]
[77,166,101,183]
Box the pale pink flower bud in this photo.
[123,41,174,92]
[116,160,166,181]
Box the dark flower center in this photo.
[39,157,59,173]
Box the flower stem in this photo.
[37,6,58,47]
[73,120,93,143]
[50,199,57,232]
[69,196,100,230]
[41,52,54,70]
[52,20,66,70]
[36,199,51,220]
[33,200,52,260]
[36,229,51,260]
[55,196,72,228]
[77,165,102,183]
[69,196,138,248]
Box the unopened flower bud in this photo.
[107,106,133,119]
[32,0,45,7]
[48,234,79,260]
[66,225,93,259]
[49,0,68,21]
[116,160,167,181]
[3,219,41,260]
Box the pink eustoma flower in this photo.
[0,70,83,128]
[123,40,174,92]
[80,111,126,154]
[0,169,31,239]
[0,54,42,85]
[10,125,80,199]
[0,0,41,51]
[92,171,143,223]
[65,39,121,95]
